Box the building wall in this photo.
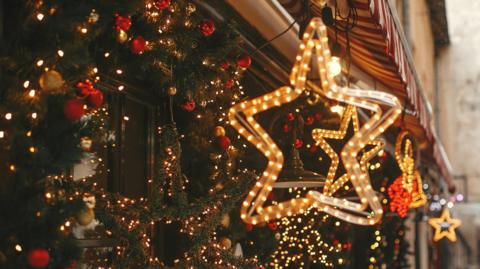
[437,1,480,268]
[391,0,436,109]
[389,2,437,268]
[408,0,437,109]
[438,0,480,202]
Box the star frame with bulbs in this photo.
[428,208,461,242]
[228,17,402,226]
[312,104,384,198]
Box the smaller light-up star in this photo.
[312,105,384,197]
[428,208,461,242]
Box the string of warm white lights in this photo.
[270,189,346,268]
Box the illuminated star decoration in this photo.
[299,17,402,225]
[228,17,402,226]
[428,208,461,242]
[228,79,310,225]
[312,105,384,199]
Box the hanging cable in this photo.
[250,2,317,56]
[249,17,298,57]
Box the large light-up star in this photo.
[229,17,402,226]
[428,208,461,242]
[312,105,384,198]
[229,85,312,225]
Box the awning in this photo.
[280,0,454,188]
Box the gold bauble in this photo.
[214,183,224,191]
[228,146,238,158]
[210,153,221,161]
[214,126,226,137]
[116,29,128,43]
[169,2,178,13]
[80,136,93,151]
[38,70,64,92]
[167,86,177,96]
[220,214,230,228]
[57,189,66,198]
[88,9,99,24]
[75,207,95,226]
[275,233,281,240]
[220,237,232,249]
[186,3,196,14]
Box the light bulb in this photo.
[330,104,344,115]
[328,56,342,76]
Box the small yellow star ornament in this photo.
[428,208,461,242]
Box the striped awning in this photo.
[279,0,454,187]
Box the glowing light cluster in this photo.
[270,190,345,268]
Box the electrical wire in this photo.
[249,17,299,56]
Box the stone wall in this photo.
[407,0,436,109]
[438,0,480,201]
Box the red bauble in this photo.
[154,0,171,10]
[294,139,303,149]
[287,112,295,121]
[27,248,50,268]
[343,242,352,250]
[245,223,254,232]
[115,14,132,31]
[305,116,314,125]
[88,90,104,109]
[282,123,289,133]
[131,36,147,54]
[75,80,94,97]
[181,101,195,112]
[332,239,340,246]
[309,144,317,153]
[225,79,235,89]
[64,99,85,122]
[217,135,231,150]
[237,54,252,68]
[267,192,275,201]
[220,61,230,70]
[199,19,215,36]
[267,221,277,231]
[64,260,77,269]
[315,112,322,122]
